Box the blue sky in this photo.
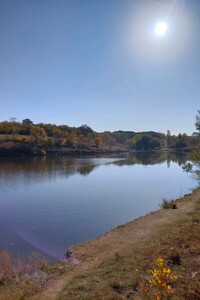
[0,0,199,134]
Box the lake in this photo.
[0,152,196,261]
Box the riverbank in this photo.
[1,187,199,299]
[0,138,193,158]
[0,141,130,157]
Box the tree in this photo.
[195,109,200,134]
[166,130,171,148]
[22,119,33,126]
[95,137,102,147]
[183,111,200,183]
[30,126,47,144]
[9,117,18,137]
[53,129,66,146]
[10,117,17,122]
[78,125,93,136]
[135,136,161,150]
[174,133,188,149]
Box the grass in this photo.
[58,221,200,299]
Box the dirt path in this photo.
[29,189,199,300]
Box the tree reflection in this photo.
[0,152,190,190]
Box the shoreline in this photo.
[0,145,192,158]
[29,187,200,300]
[0,143,130,157]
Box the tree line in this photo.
[0,118,198,151]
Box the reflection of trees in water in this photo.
[0,157,85,190]
[166,152,191,167]
[0,157,110,190]
[0,152,190,189]
[79,164,98,176]
[112,151,190,167]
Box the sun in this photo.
[155,22,168,36]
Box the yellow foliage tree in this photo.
[30,126,47,144]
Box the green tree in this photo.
[166,130,171,148]
[30,126,47,144]
[195,109,200,133]
[22,119,33,126]
[174,133,188,149]
[183,111,200,183]
[78,125,93,136]
[135,136,161,150]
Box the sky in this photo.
[0,0,200,134]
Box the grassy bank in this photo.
[0,188,200,299]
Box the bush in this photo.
[160,198,177,209]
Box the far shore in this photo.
[0,141,192,158]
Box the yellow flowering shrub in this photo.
[140,257,178,299]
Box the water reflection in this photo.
[113,151,190,167]
[0,157,118,190]
[0,152,194,260]
[0,152,190,190]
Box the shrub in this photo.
[140,257,178,299]
[160,198,177,209]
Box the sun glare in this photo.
[155,22,167,36]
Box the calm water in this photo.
[0,152,196,261]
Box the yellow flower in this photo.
[148,279,152,284]
[141,257,178,298]
[163,268,171,274]
[156,257,164,266]
[167,285,172,290]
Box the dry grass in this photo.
[0,251,71,300]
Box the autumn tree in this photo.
[53,129,66,146]
[30,126,47,144]
[64,132,77,148]
[95,137,102,147]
